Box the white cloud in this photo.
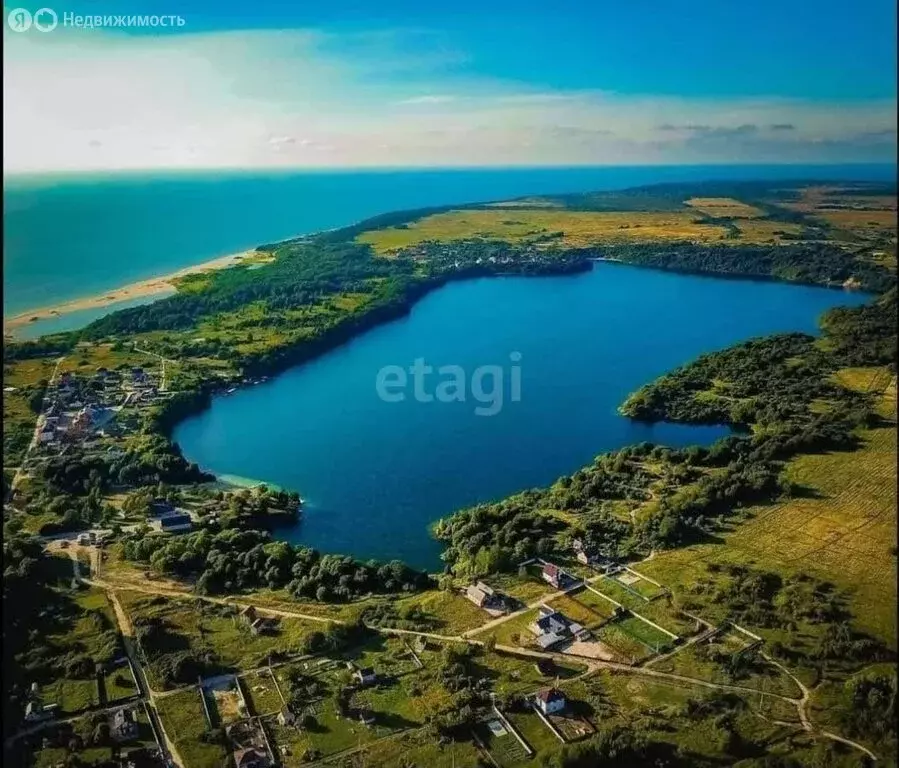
[3,27,895,172]
[398,95,456,105]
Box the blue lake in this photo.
[173,262,870,569]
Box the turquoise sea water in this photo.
[173,263,870,569]
[3,164,893,317]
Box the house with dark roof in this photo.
[534,688,566,716]
[528,605,584,649]
[157,513,193,534]
[111,708,139,741]
[541,562,563,588]
[149,499,175,517]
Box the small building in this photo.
[534,688,566,716]
[149,499,175,517]
[277,706,296,727]
[250,617,277,636]
[77,533,92,546]
[541,563,563,588]
[24,701,58,722]
[111,708,139,741]
[466,580,502,609]
[354,667,377,686]
[158,513,193,534]
[529,605,583,649]
[238,606,258,625]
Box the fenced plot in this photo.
[242,669,283,716]
[611,570,666,601]
[616,615,675,654]
[548,713,595,742]
[473,720,529,768]
[102,661,138,703]
[546,592,611,629]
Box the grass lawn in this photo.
[118,591,326,685]
[353,729,484,767]
[103,664,138,703]
[547,590,614,628]
[506,709,560,755]
[482,608,540,648]
[473,649,586,697]
[587,580,694,637]
[156,689,226,768]
[595,622,654,664]
[616,615,675,653]
[45,678,100,713]
[491,571,558,606]
[241,669,284,716]
[381,589,490,635]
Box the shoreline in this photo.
[3,249,258,337]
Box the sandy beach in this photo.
[3,250,256,336]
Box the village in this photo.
[5,524,793,768]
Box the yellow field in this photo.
[357,209,730,255]
[812,208,898,233]
[733,219,805,241]
[643,367,897,647]
[780,186,898,242]
[686,197,766,219]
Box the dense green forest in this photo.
[437,289,896,575]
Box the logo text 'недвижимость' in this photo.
[7,8,186,32]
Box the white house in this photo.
[534,688,566,716]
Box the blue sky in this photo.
[4,0,896,170]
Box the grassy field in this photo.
[594,621,655,664]
[506,709,560,754]
[586,580,694,638]
[642,367,897,648]
[546,591,612,628]
[379,588,490,635]
[102,663,137,703]
[241,668,284,715]
[156,689,227,768]
[357,209,731,254]
[650,638,801,698]
[685,197,766,219]
[347,728,484,767]
[117,590,327,686]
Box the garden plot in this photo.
[102,659,137,704]
[242,669,284,716]
[203,676,247,726]
[609,569,666,601]
[474,719,530,767]
[547,711,595,742]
